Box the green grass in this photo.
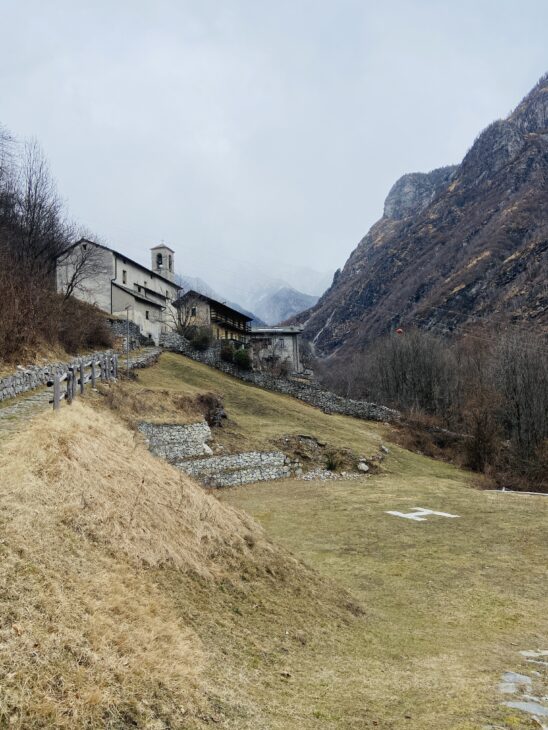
[130,353,548,728]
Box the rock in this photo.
[357,462,369,472]
[380,445,390,454]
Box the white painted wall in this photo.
[57,241,181,345]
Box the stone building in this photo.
[249,326,304,373]
[56,239,181,344]
[175,290,252,344]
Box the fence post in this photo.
[105,355,110,381]
[53,373,61,410]
[113,354,118,379]
[79,361,85,395]
[91,360,96,388]
[67,371,73,404]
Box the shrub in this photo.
[325,450,343,472]
[190,327,212,352]
[58,298,114,354]
[220,343,235,363]
[233,347,252,370]
[0,258,113,361]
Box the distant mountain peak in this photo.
[383,166,457,220]
[293,72,548,356]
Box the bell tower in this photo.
[151,244,175,282]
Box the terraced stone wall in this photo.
[160,332,400,423]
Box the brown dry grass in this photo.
[95,380,206,427]
[0,400,357,728]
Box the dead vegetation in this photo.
[0,125,113,365]
[95,379,226,428]
[272,433,382,474]
[0,400,360,728]
[320,328,548,491]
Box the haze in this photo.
[1,0,547,304]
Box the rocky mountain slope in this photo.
[295,74,548,356]
[254,285,318,325]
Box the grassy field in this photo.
[2,351,545,728]
[136,353,548,728]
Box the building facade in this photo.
[175,290,252,344]
[56,239,181,344]
[249,326,304,373]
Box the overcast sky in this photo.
[1,1,547,300]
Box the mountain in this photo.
[294,73,548,356]
[176,274,266,325]
[253,285,318,325]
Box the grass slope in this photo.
[137,353,548,728]
[0,400,362,729]
[1,352,546,728]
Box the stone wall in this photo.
[138,421,212,459]
[160,332,400,423]
[176,451,291,488]
[137,418,293,487]
[0,347,161,403]
[109,318,153,351]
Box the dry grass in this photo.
[221,471,548,729]
[0,400,360,728]
[133,352,385,458]
[131,352,548,729]
[95,380,207,426]
[2,353,546,728]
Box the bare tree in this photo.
[57,239,111,300]
[12,139,74,276]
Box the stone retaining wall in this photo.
[0,347,161,403]
[109,319,155,351]
[176,451,291,488]
[138,421,212,459]
[160,332,400,423]
[137,419,292,487]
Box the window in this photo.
[168,254,173,272]
[191,306,197,317]
[137,286,141,293]
[145,310,149,320]
[122,270,127,284]
[156,253,163,268]
[144,281,147,287]
[278,337,286,348]
[166,290,169,298]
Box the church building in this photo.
[56,239,181,344]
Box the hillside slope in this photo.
[0,400,362,729]
[295,73,548,356]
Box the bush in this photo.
[190,327,212,352]
[0,260,113,361]
[58,298,114,354]
[233,348,252,370]
[220,343,235,363]
[325,450,343,472]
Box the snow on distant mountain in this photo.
[175,274,265,325]
[253,286,318,325]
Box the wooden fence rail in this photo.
[47,354,118,410]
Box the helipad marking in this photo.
[385,507,459,522]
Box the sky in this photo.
[1,0,547,304]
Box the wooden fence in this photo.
[47,354,118,410]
